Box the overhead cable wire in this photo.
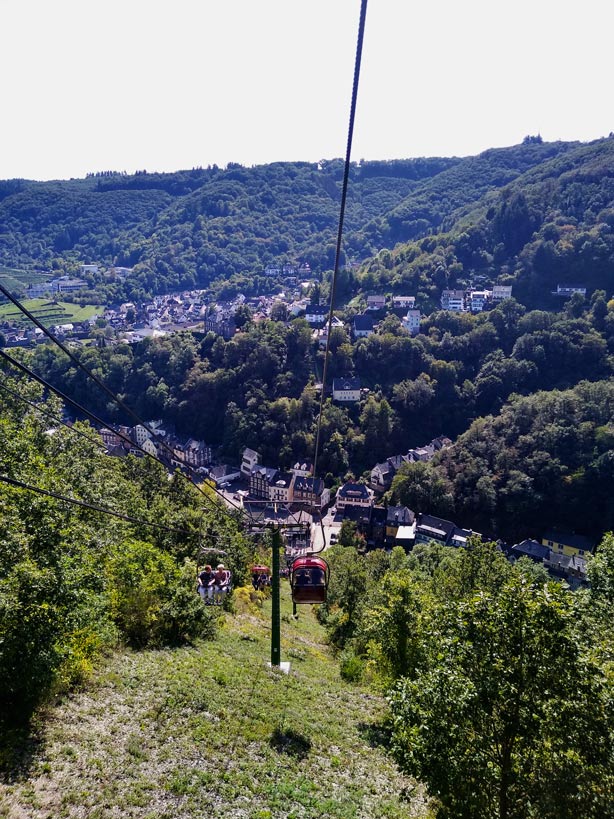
[0,282,243,513]
[311,0,368,484]
[0,347,242,519]
[0,349,241,525]
[0,473,190,535]
[306,0,368,556]
[0,375,108,450]
[0,282,170,440]
[0,348,150,454]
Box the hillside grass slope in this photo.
[0,586,426,819]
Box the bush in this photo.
[339,650,364,682]
[159,558,218,645]
[107,542,217,647]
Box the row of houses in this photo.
[440,282,593,312]
[244,449,328,507]
[507,531,595,587]
[370,436,454,492]
[337,483,595,586]
[99,421,212,470]
[1,320,98,347]
[330,483,595,586]
[306,303,422,339]
[440,285,513,312]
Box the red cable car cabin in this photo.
[251,565,270,590]
[290,556,329,604]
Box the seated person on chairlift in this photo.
[212,563,231,603]
[295,566,325,587]
[197,564,215,602]
[310,566,325,586]
[252,570,269,591]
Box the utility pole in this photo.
[270,525,282,667]
[249,510,309,673]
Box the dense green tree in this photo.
[388,573,614,819]
[388,461,455,518]
[357,569,424,683]
[317,544,368,649]
[0,375,250,721]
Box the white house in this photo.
[305,305,328,326]
[139,437,158,458]
[209,465,242,486]
[468,290,490,312]
[366,294,386,311]
[392,295,416,309]
[332,377,361,402]
[492,285,513,302]
[555,284,586,297]
[241,447,261,478]
[441,289,466,311]
[289,299,309,316]
[401,309,421,335]
[293,476,330,509]
[269,472,295,504]
[336,482,374,510]
[133,424,153,446]
[353,314,374,337]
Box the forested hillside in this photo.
[360,137,614,311]
[0,159,457,299]
[0,374,249,719]
[0,138,594,303]
[23,284,614,542]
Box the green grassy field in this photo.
[0,299,103,325]
[0,585,428,819]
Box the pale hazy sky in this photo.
[1,0,611,181]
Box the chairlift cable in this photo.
[309,0,368,559]
[0,282,243,514]
[311,0,368,486]
[0,281,175,447]
[0,350,291,549]
[0,347,243,517]
[0,473,190,535]
[0,375,108,450]
[0,349,158,457]
[0,350,246,547]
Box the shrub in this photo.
[339,649,364,683]
[107,541,217,647]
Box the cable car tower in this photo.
[245,499,316,670]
